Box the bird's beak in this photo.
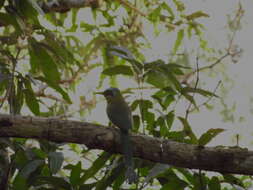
[94,91,104,95]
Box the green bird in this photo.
[96,87,137,184]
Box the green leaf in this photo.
[24,88,40,115]
[95,162,125,190]
[173,29,184,54]
[176,168,194,184]
[149,6,162,22]
[198,128,225,146]
[70,161,82,186]
[145,70,168,88]
[173,0,185,11]
[144,163,170,184]
[80,22,97,32]
[208,176,221,190]
[29,39,61,82]
[159,169,188,189]
[27,0,45,15]
[186,11,209,20]
[79,183,97,190]
[223,174,244,187]
[192,172,208,189]
[31,147,47,159]
[161,2,175,19]
[102,65,133,76]
[0,0,5,8]
[167,72,182,91]
[35,76,71,103]
[34,176,71,189]
[166,111,174,130]
[80,152,112,183]
[182,87,219,97]
[167,63,191,69]
[152,88,176,110]
[167,131,185,142]
[112,169,125,190]
[44,32,77,65]
[181,93,198,108]
[109,45,134,60]
[48,152,64,174]
[13,175,28,190]
[157,116,167,137]
[133,115,140,132]
[108,45,143,73]
[13,79,24,114]
[0,13,22,35]
[178,117,198,144]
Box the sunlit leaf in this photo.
[149,6,161,22]
[186,11,209,20]
[173,29,184,54]
[161,2,175,19]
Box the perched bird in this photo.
[96,87,137,183]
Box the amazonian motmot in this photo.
[96,87,137,184]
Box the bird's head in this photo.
[95,87,123,103]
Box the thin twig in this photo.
[117,0,146,17]
[189,80,221,112]
[182,53,229,83]
[185,56,199,119]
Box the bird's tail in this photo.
[120,130,137,184]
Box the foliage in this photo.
[0,0,247,189]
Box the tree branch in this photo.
[39,0,101,13]
[0,113,253,175]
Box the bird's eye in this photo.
[104,90,114,97]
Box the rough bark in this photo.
[39,0,102,13]
[0,113,253,175]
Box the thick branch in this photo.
[0,113,252,175]
[39,0,101,13]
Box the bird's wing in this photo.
[106,103,133,132]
